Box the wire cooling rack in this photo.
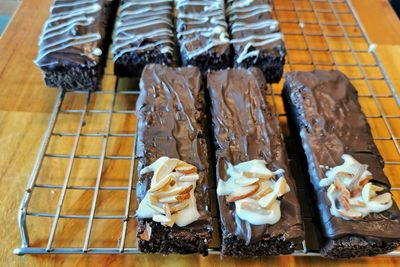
[14,0,400,256]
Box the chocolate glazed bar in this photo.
[112,0,175,77]
[283,70,400,258]
[207,68,304,256]
[226,0,286,83]
[135,64,212,255]
[175,0,230,72]
[35,0,118,91]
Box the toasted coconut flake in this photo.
[152,186,183,198]
[359,175,373,187]
[362,182,383,202]
[176,193,191,202]
[275,176,289,197]
[175,164,197,175]
[139,222,152,241]
[371,192,392,205]
[179,174,199,182]
[226,183,259,202]
[151,159,179,185]
[348,164,368,190]
[179,184,193,195]
[258,192,277,209]
[334,177,350,198]
[149,172,174,192]
[170,200,190,214]
[338,195,350,211]
[252,183,273,200]
[242,171,272,180]
[234,177,259,186]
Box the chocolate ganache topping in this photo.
[284,70,400,240]
[35,0,112,69]
[207,68,304,244]
[136,64,211,231]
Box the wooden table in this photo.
[1,0,400,266]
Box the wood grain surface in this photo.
[1,0,400,266]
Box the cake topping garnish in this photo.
[320,154,393,220]
[136,157,200,227]
[217,159,290,225]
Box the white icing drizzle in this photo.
[175,0,230,60]
[226,0,284,64]
[35,0,103,67]
[112,0,174,61]
[217,160,290,225]
[321,154,393,220]
[136,157,201,227]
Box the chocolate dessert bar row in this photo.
[283,70,400,258]
[207,68,304,256]
[35,0,118,91]
[175,0,231,72]
[226,0,286,83]
[112,0,175,77]
[135,64,212,255]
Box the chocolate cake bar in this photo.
[112,0,175,77]
[283,70,400,258]
[35,0,118,91]
[207,68,304,256]
[135,64,212,255]
[226,0,286,83]
[175,0,230,72]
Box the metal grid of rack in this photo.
[14,0,400,256]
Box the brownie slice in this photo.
[207,68,304,256]
[175,0,230,72]
[283,70,400,258]
[35,0,118,91]
[226,0,286,83]
[135,64,212,255]
[112,0,175,77]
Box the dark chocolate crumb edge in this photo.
[321,236,400,258]
[221,232,299,257]
[43,0,118,91]
[114,50,172,78]
[137,219,212,256]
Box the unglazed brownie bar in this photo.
[207,68,304,256]
[175,0,230,72]
[283,70,400,258]
[226,0,286,83]
[135,64,212,255]
[35,0,118,91]
[112,0,175,77]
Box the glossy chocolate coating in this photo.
[283,70,400,240]
[207,68,304,244]
[36,0,112,70]
[136,64,212,237]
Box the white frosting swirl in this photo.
[321,154,393,220]
[217,159,289,225]
[112,0,174,61]
[35,0,103,67]
[175,0,230,60]
[136,157,201,227]
[226,0,284,64]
